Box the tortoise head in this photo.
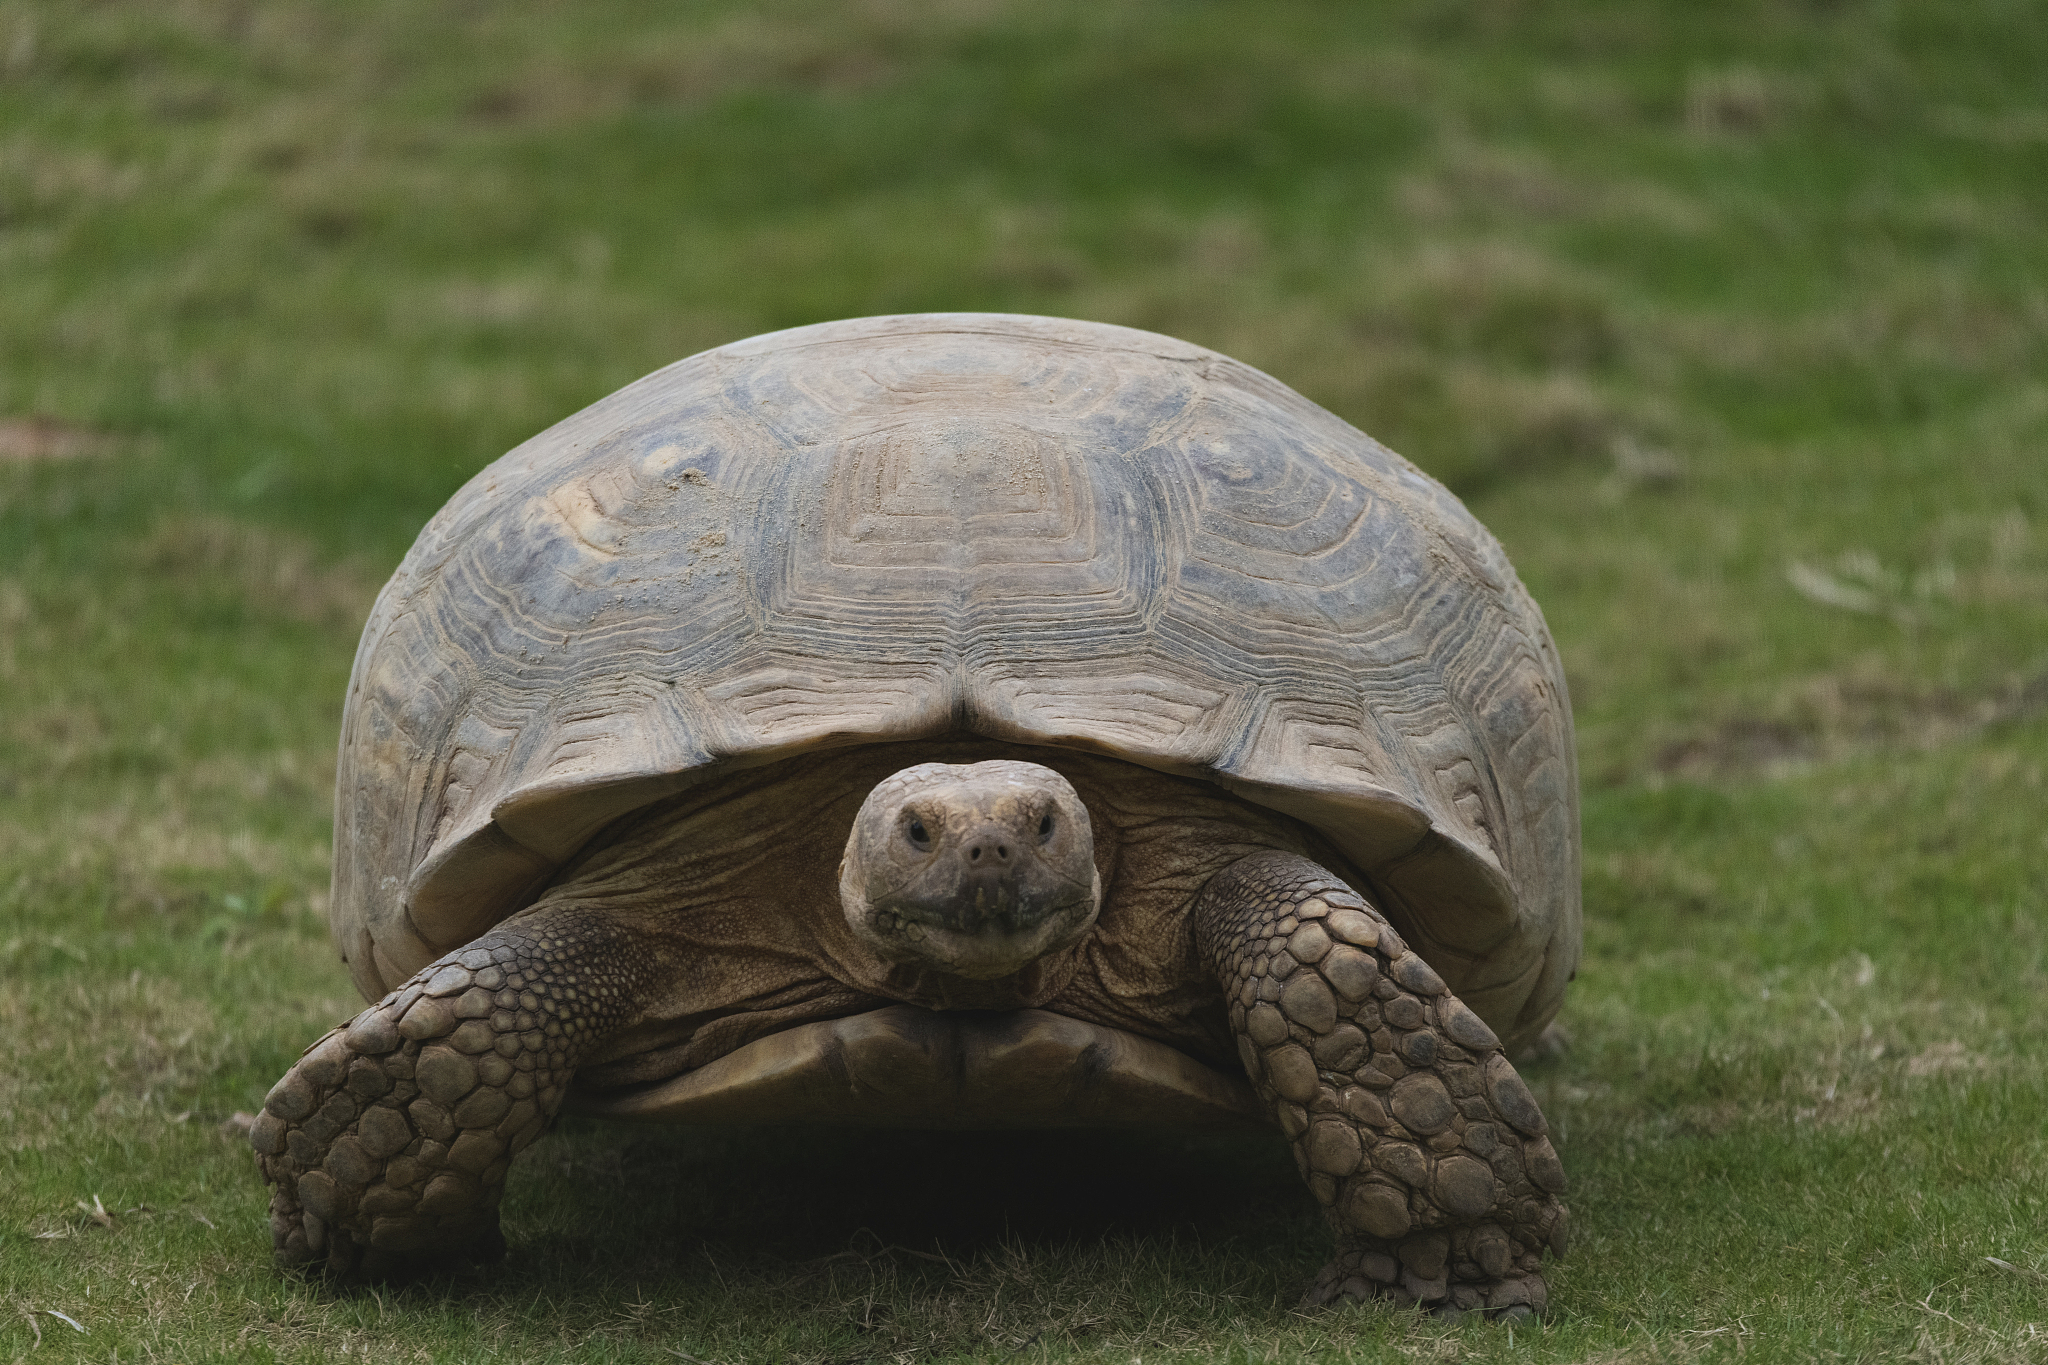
[839,759,1101,981]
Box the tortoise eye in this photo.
[1037,812,1055,842]
[906,817,931,851]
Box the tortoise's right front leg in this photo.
[251,906,652,1278]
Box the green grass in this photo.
[3,0,2046,1359]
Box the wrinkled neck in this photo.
[866,944,1087,1012]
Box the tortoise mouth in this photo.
[859,893,1100,980]
[568,1005,1262,1130]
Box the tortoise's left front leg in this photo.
[1193,851,1569,1318]
[251,905,653,1278]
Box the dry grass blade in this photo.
[41,1308,88,1334]
[1983,1257,2047,1284]
[1787,561,1885,615]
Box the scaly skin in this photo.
[251,908,652,1277]
[1192,851,1569,1318]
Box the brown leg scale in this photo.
[250,908,650,1278]
[1193,850,1569,1318]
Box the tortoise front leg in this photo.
[1193,851,1569,1318]
[251,906,653,1278]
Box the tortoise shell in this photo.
[331,314,1579,1052]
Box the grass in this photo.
[2,0,2045,1359]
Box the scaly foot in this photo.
[251,913,645,1277]
[1193,850,1568,1317]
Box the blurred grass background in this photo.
[1,1,2044,1361]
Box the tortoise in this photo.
[252,313,1579,1315]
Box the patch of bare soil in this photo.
[1656,718,1813,779]
[1655,666,2048,779]
[134,515,380,626]
[0,416,114,461]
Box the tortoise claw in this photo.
[1303,1248,1550,1321]
[273,1208,504,1284]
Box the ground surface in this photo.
[1,1,2045,1361]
